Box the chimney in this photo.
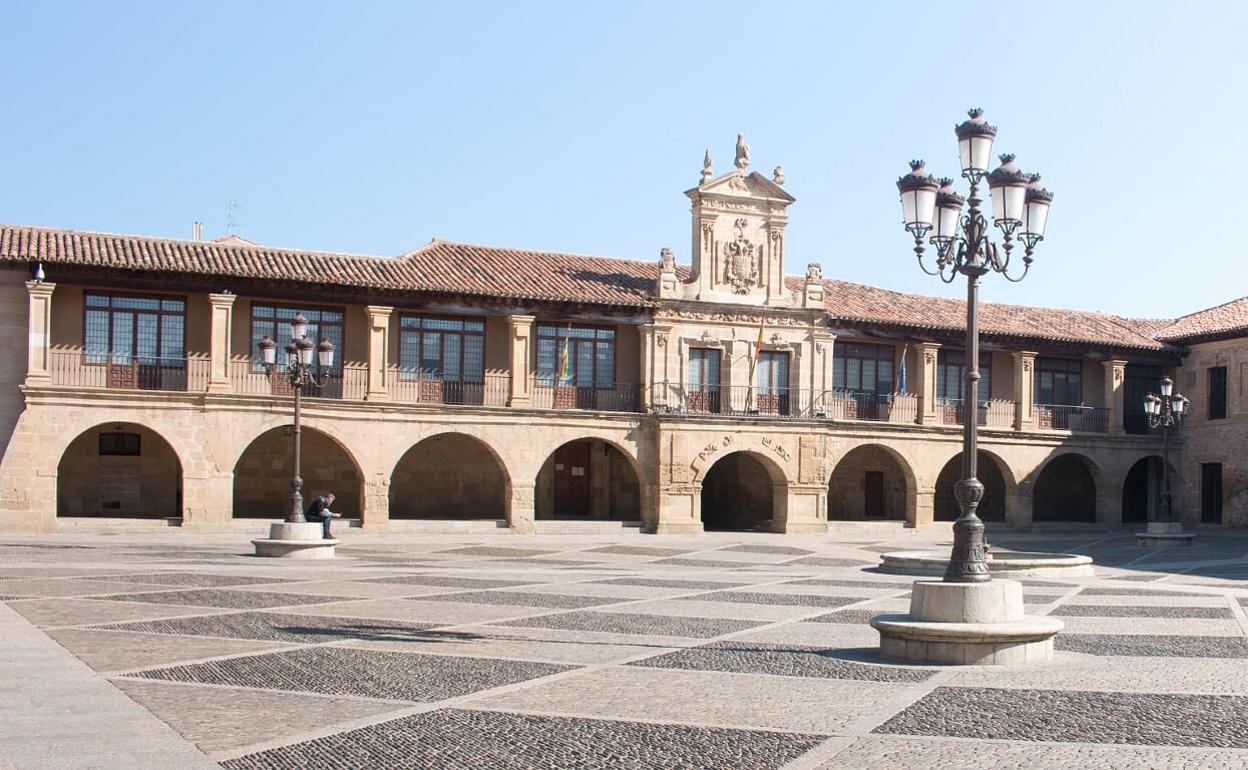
[192,221,203,241]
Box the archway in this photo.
[233,426,362,519]
[828,444,912,522]
[390,433,509,520]
[935,451,1009,522]
[700,451,782,532]
[535,439,640,520]
[57,423,182,519]
[1033,454,1098,523]
[1122,455,1167,524]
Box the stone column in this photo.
[1013,351,1037,431]
[916,342,941,425]
[913,484,936,527]
[365,306,393,400]
[507,315,535,407]
[25,281,55,385]
[638,325,654,409]
[361,473,390,530]
[206,292,236,394]
[1103,359,1127,435]
[509,481,536,534]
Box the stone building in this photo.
[0,141,1242,535]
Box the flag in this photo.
[559,326,572,383]
[897,345,908,394]
[754,323,765,359]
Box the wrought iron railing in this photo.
[651,383,811,418]
[228,359,367,400]
[822,390,919,424]
[530,377,641,413]
[47,350,209,392]
[937,398,1018,428]
[1034,403,1109,433]
[387,371,510,407]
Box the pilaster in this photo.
[507,315,536,407]
[509,481,536,534]
[1013,351,1037,431]
[916,342,941,425]
[25,281,55,385]
[365,306,393,400]
[1103,359,1127,435]
[206,292,236,394]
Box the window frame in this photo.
[249,302,346,377]
[98,432,141,456]
[82,290,187,367]
[936,350,993,402]
[756,350,791,394]
[1034,356,1084,406]
[397,314,486,383]
[687,347,722,392]
[535,323,618,388]
[1208,366,1228,420]
[832,342,896,395]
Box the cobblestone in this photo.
[1055,634,1248,658]
[632,641,933,683]
[784,578,911,590]
[822,736,1248,769]
[651,557,758,568]
[679,591,859,608]
[221,708,824,770]
[717,545,814,555]
[112,573,295,588]
[1080,587,1205,596]
[809,609,886,624]
[133,646,572,701]
[874,686,1248,747]
[435,546,555,558]
[97,611,440,643]
[418,591,617,609]
[497,610,763,638]
[361,575,536,589]
[589,577,745,590]
[88,588,343,609]
[1053,605,1233,618]
[586,545,692,556]
[783,556,876,567]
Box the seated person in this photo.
[305,492,340,539]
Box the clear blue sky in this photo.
[2,1,1244,319]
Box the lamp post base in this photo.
[252,522,337,559]
[871,579,1063,665]
[1135,521,1196,547]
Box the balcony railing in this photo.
[823,390,919,424]
[1035,403,1109,433]
[387,371,510,407]
[938,398,1018,429]
[653,383,814,418]
[530,377,641,413]
[227,360,367,400]
[48,351,209,392]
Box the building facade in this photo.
[0,143,1243,535]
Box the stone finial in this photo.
[701,149,713,184]
[659,247,676,273]
[805,262,821,282]
[735,133,750,169]
[773,166,784,185]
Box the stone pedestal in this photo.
[252,522,338,559]
[1136,520,1196,547]
[871,579,1063,665]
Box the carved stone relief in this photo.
[722,218,760,295]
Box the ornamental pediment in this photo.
[687,170,795,205]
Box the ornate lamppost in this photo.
[1141,376,1190,541]
[258,313,335,523]
[896,108,1054,582]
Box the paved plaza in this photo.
[4,527,1248,769]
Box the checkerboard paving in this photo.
[6,528,1248,769]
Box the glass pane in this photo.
[399,330,420,372]
[878,360,893,393]
[112,296,160,310]
[444,334,461,380]
[862,360,876,392]
[576,341,594,386]
[847,359,861,391]
[136,314,159,362]
[832,357,845,390]
[421,333,442,376]
[86,294,109,308]
[111,312,134,364]
[596,342,613,385]
[161,299,185,312]
[85,309,110,364]
[536,338,557,378]
[423,317,464,331]
[465,320,484,332]
[463,336,484,382]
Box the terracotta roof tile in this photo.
[1156,296,1248,342]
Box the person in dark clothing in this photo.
[305,493,338,539]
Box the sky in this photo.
[1,1,1245,320]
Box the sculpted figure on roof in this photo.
[735,133,750,170]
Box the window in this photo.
[936,350,992,402]
[832,343,895,394]
[1035,357,1083,406]
[398,316,485,383]
[536,324,615,386]
[687,348,722,413]
[84,292,186,366]
[1201,463,1223,524]
[98,432,141,456]
[756,351,790,394]
[1208,366,1228,420]
[250,305,344,377]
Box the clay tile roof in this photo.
[390,239,660,307]
[794,276,1174,351]
[1155,296,1248,343]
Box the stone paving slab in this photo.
[46,627,292,672]
[585,544,696,557]
[469,666,917,734]
[87,588,346,610]
[0,577,175,597]
[816,735,1248,770]
[220,708,825,770]
[9,597,226,627]
[418,590,620,609]
[96,610,441,644]
[632,641,935,683]
[1055,634,1248,658]
[110,573,298,588]
[589,577,747,590]
[1053,605,1233,618]
[1056,616,1244,636]
[112,679,407,754]
[496,609,764,638]
[947,653,1248,695]
[682,590,863,608]
[131,646,573,701]
[605,597,819,622]
[874,686,1248,747]
[718,544,815,556]
[359,575,540,589]
[296,597,550,626]
[351,631,675,665]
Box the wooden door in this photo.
[756,351,790,416]
[864,471,885,518]
[553,442,591,517]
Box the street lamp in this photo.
[897,108,1054,582]
[258,312,335,523]
[1144,375,1188,527]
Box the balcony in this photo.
[937,398,1018,429]
[654,384,811,418]
[49,351,210,393]
[228,360,368,400]
[530,377,641,413]
[1034,403,1109,433]
[386,371,510,407]
[822,390,918,424]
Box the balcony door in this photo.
[688,348,721,413]
[398,315,486,405]
[755,351,790,415]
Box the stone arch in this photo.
[535,437,641,521]
[389,432,511,520]
[232,425,364,519]
[1032,452,1101,523]
[700,450,787,532]
[827,443,917,524]
[934,450,1016,523]
[1121,454,1174,524]
[56,422,183,519]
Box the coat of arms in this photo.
[722,218,759,294]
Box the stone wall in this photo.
[389,434,507,519]
[1176,337,1248,526]
[0,271,28,457]
[232,427,362,518]
[701,452,773,530]
[56,424,180,518]
[827,445,908,521]
[934,452,1007,522]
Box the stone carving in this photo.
[722,218,760,294]
[700,330,717,344]
[805,263,821,282]
[658,308,812,327]
[728,174,749,192]
[773,165,784,185]
[925,350,937,365]
[656,332,668,348]
[701,222,714,255]
[735,133,750,169]
[659,247,676,273]
[701,149,713,185]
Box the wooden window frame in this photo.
[1034,356,1083,406]
[1208,366,1228,420]
[535,322,619,388]
[82,290,187,367]
[833,342,895,395]
[248,302,346,376]
[397,314,487,383]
